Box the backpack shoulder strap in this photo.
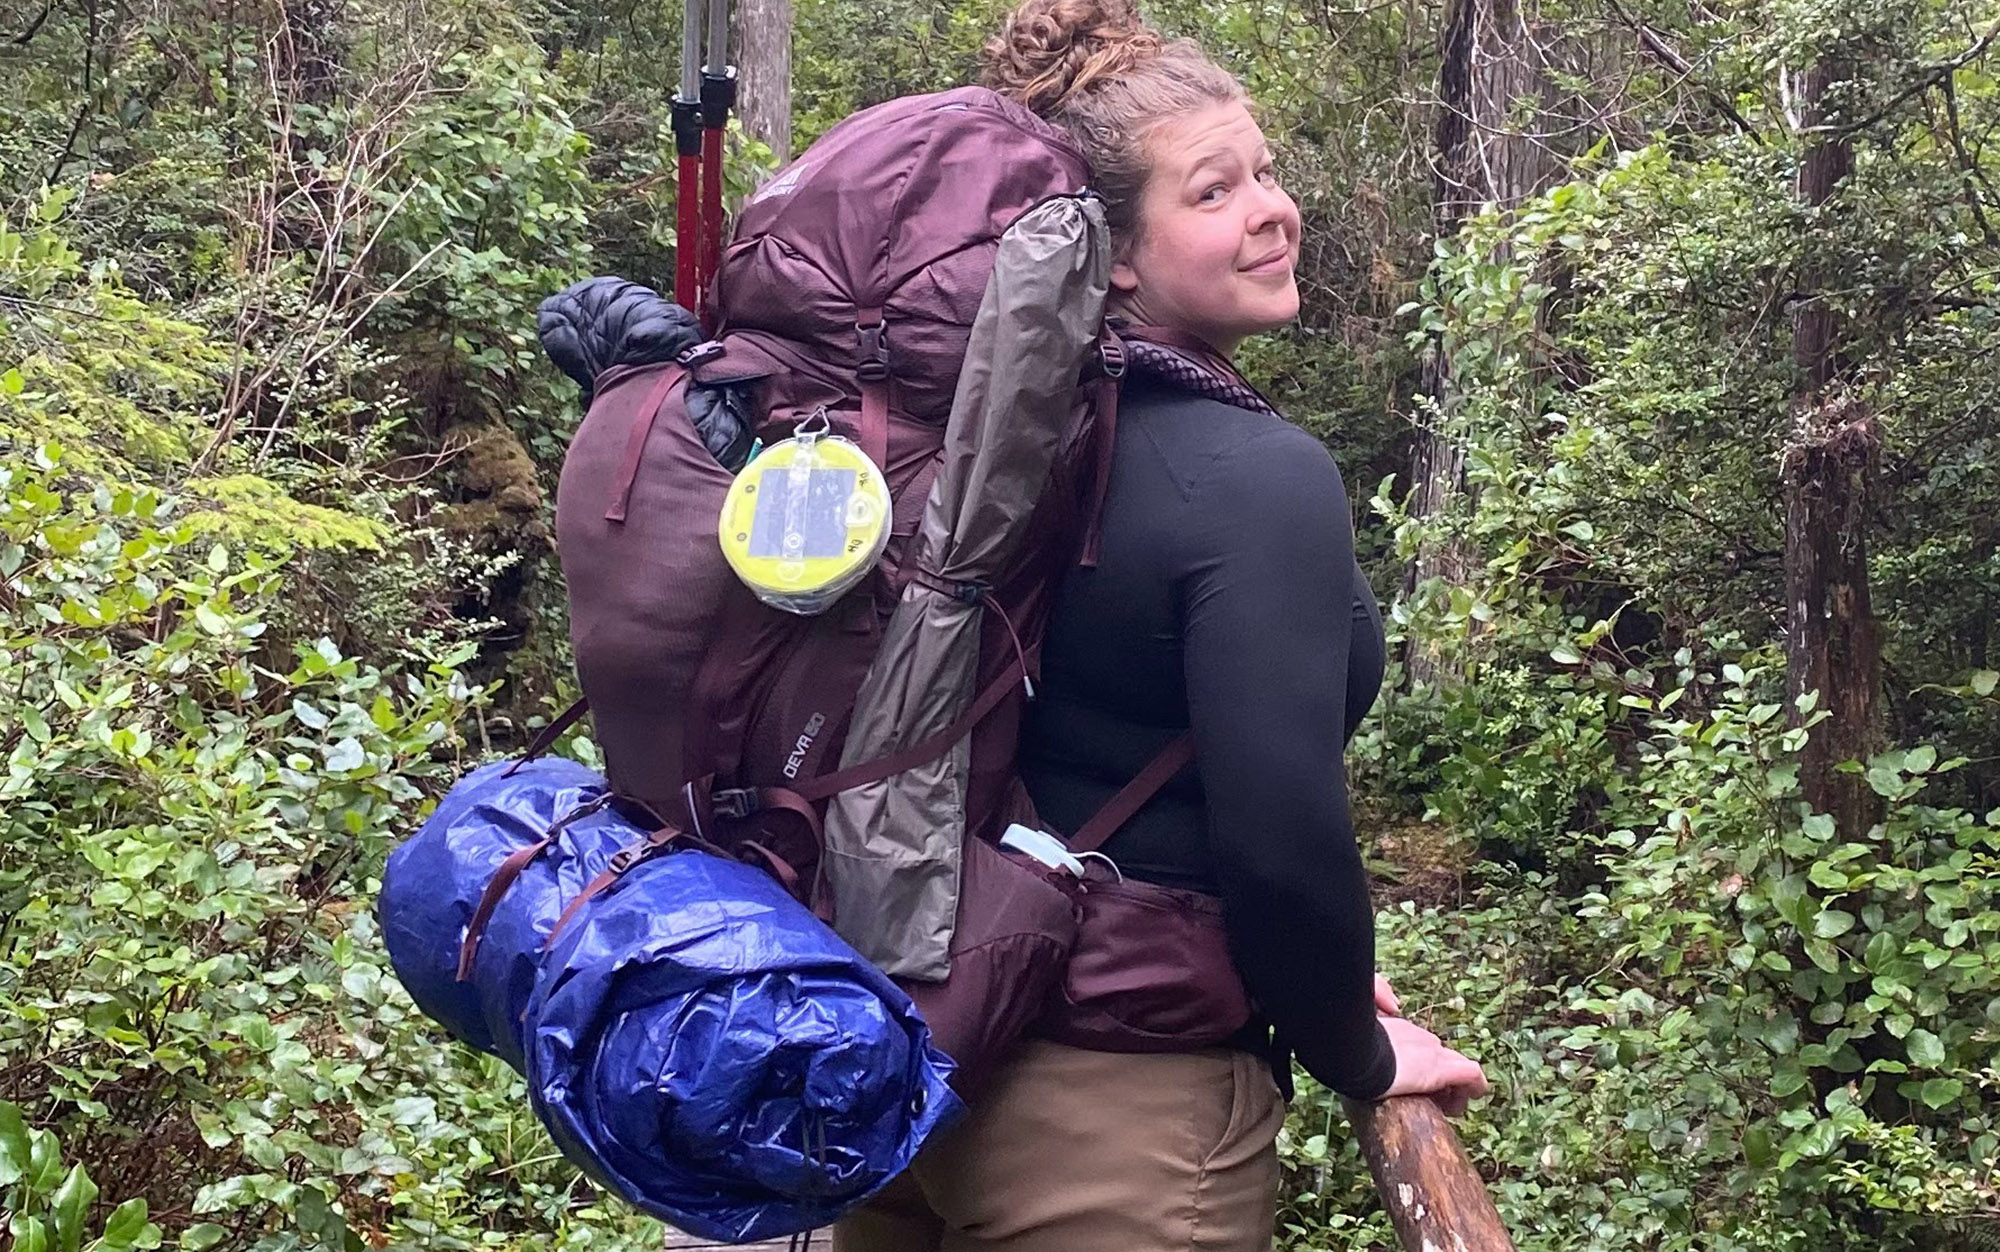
[1067,731,1195,855]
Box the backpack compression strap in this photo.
[603,363,690,522]
[484,668,1196,954]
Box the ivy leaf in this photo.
[1905,1028,1945,1068]
[1741,1123,1775,1168]
[0,1101,27,1187]
[1771,874,1814,928]
[1903,744,1937,774]
[383,1096,436,1126]
[1920,1077,1964,1109]
[52,1162,99,1252]
[11,1215,50,1252]
[1792,1119,1839,1158]
[189,1110,232,1150]
[28,1129,61,1189]
[322,737,365,773]
[1865,764,1905,797]
[294,1185,349,1250]
[1813,909,1855,938]
[1971,670,1999,698]
[99,1198,150,1249]
[1808,861,1849,891]
[179,1225,229,1252]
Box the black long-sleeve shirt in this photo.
[1019,373,1396,1100]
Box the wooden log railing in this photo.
[1344,1095,1517,1252]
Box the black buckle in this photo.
[607,832,656,875]
[711,787,758,820]
[678,339,725,368]
[1098,334,1127,380]
[856,320,890,381]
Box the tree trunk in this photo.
[1784,59,1883,836]
[1404,0,1555,686]
[733,0,792,166]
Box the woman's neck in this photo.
[1107,300,1238,359]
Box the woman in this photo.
[834,2,1487,1248]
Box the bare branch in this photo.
[11,0,58,44]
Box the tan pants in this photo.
[833,1040,1285,1252]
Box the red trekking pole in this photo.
[672,0,703,313]
[697,0,735,332]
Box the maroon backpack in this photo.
[532,88,1255,1090]
[552,87,1100,905]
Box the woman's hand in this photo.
[1379,1014,1489,1117]
[1374,973,1401,1016]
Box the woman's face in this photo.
[1111,100,1301,356]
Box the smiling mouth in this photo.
[1242,252,1291,274]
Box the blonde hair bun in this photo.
[979,0,1163,116]
[982,0,1245,239]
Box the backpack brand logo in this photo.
[751,161,810,204]
[783,712,827,779]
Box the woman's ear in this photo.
[1110,255,1140,296]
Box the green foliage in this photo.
[6,0,2000,1246]
[365,44,598,422]
[1,191,227,483]
[1350,0,2000,1234]
[0,449,656,1250]
[2,1100,165,1252]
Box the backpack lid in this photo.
[713,87,1092,423]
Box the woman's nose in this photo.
[1246,181,1297,235]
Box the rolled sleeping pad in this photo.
[381,756,963,1242]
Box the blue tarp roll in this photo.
[381,758,962,1243]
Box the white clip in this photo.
[999,824,1085,876]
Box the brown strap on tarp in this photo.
[604,363,690,522]
[543,824,689,948]
[1068,731,1195,854]
[456,792,617,979]
[503,698,593,777]
[457,836,554,980]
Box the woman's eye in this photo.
[1257,167,1279,185]
[1199,183,1229,203]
